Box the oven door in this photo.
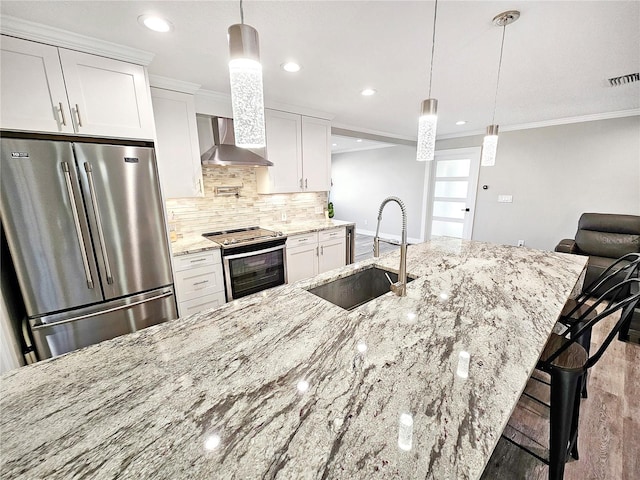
[223,244,287,300]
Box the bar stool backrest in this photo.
[544,278,640,370]
[564,253,640,319]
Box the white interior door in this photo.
[423,147,481,240]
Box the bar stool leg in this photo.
[548,369,581,480]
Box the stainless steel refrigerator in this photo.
[0,137,177,361]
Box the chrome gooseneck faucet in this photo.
[373,196,408,297]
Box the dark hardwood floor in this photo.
[481,309,640,479]
[354,233,399,262]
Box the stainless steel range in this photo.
[203,227,287,301]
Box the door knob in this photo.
[461,208,470,212]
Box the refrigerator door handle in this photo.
[31,290,174,330]
[61,162,94,289]
[84,162,113,284]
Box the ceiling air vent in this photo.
[608,72,639,86]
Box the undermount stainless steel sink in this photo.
[306,266,416,311]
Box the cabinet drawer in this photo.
[287,232,318,247]
[174,263,224,302]
[319,228,345,242]
[173,250,220,272]
[178,293,225,317]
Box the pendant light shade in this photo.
[481,124,499,166]
[417,98,438,162]
[228,22,266,148]
[482,10,519,167]
[416,0,439,162]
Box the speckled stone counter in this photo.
[0,238,586,480]
[171,220,355,256]
[170,235,220,256]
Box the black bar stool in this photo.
[557,253,640,397]
[504,278,640,480]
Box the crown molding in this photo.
[331,125,417,145]
[437,109,640,140]
[0,15,154,65]
[195,88,335,120]
[149,75,201,94]
[332,144,396,155]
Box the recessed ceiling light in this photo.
[361,88,376,96]
[455,120,467,126]
[282,62,301,73]
[332,143,337,147]
[138,15,173,33]
[356,139,363,143]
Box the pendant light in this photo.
[416,0,439,162]
[481,10,519,167]
[228,0,266,148]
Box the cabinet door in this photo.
[0,36,72,133]
[151,88,204,198]
[301,116,331,191]
[286,243,319,283]
[59,49,154,139]
[318,237,346,274]
[257,109,302,193]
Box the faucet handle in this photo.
[390,281,406,296]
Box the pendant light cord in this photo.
[239,0,244,24]
[491,25,507,125]
[427,0,438,98]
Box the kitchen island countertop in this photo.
[0,238,586,479]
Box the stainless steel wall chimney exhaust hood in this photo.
[201,117,273,167]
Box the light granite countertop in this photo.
[0,238,586,480]
[171,220,355,256]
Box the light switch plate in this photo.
[498,195,513,203]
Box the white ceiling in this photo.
[2,1,638,140]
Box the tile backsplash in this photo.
[166,166,328,237]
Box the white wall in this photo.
[436,116,640,250]
[331,116,640,251]
[331,145,425,241]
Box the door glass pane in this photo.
[431,220,464,238]
[434,181,468,198]
[433,201,466,219]
[436,159,470,178]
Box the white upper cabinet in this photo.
[151,88,204,198]
[59,49,154,139]
[0,36,72,133]
[256,109,331,194]
[301,116,331,191]
[0,35,154,140]
[257,109,302,193]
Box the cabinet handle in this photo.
[75,104,83,127]
[299,178,303,189]
[190,258,208,263]
[316,246,319,257]
[321,245,324,255]
[58,102,67,126]
[197,178,203,194]
[305,178,308,189]
[193,280,209,286]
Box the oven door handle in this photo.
[223,244,286,260]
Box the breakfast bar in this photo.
[0,238,587,479]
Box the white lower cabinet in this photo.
[286,228,346,283]
[318,228,346,274]
[173,250,225,317]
